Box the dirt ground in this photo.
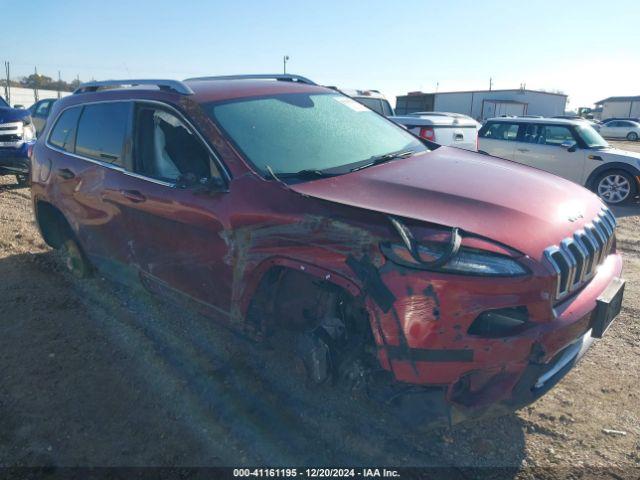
[0,141,639,478]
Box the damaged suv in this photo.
[30,75,624,425]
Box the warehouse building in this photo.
[594,96,640,120]
[395,88,568,121]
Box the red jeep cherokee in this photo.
[30,75,624,425]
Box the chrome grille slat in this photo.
[544,208,616,301]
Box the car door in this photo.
[512,124,586,182]
[477,121,519,159]
[601,121,623,138]
[46,100,139,280]
[111,101,233,315]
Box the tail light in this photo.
[419,127,435,141]
[27,143,34,159]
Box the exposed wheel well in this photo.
[247,266,370,335]
[35,201,74,249]
[246,266,377,385]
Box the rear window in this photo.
[75,102,130,165]
[49,107,82,152]
[479,122,519,141]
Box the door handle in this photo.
[56,168,75,180]
[120,189,146,203]
[516,148,529,152]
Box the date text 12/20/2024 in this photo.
[233,469,400,478]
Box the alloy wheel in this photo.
[597,174,631,204]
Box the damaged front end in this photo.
[339,215,623,427]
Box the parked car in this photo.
[31,75,624,426]
[478,117,640,204]
[0,95,36,186]
[333,88,394,116]
[600,117,640,124]
[28,98,57,135]
[390,112,479,151]
[598,119,640,141]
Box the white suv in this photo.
[478,117,640,204]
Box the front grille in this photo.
[0,122,23,146]
[0,134,22,142]
[544,208,616,301]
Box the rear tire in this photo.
[627,132,638,141]
[61,237,92,279]
[594,170,637,205]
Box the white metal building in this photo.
[396,89,568,121]
[594,96,640,120]
[1,87,71,109]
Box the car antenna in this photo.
[265,165,308,197]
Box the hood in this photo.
[601,147,640,162]
[290,147,605,261]
[0,107,30,124]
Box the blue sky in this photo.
[3,0,639,108]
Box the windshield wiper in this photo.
[265,168,336,180]
[350,149,415,172]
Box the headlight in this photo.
[22,120,36,141]
[380,242,528,276]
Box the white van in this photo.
[390,112,480,151]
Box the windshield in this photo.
[206,92,426,176]
[575,124,609,149]
[0,96,9,108]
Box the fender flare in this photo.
[585,162,640,190]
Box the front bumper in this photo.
[0,142,32,175]
[365,252,623,420]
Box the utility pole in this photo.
[33,66,39,102]
[57,70,61,99]
[283,55,290,74]
[3,61,10,105]
[489,77,493,91]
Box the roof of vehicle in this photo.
[185,78,328,103]
[391,113,479,127]
[69,75,332,105]
[486,117,587,126]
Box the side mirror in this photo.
[561,140,577,151]
[13,104,25,109]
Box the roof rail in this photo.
[73,79,194,95]
[184,74,317,85]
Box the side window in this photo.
[522,124,544,143]
[35,100,51,117]
[133,105,217,183]
[48,107,82,152]
[538,125,575,146]
[75,102,130,166]
[480,122,519,141]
